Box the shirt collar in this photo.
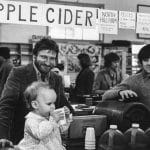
[25,112,46,120]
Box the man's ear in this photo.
[31,101,38,109]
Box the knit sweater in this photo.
[102,71,150,109]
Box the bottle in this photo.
[124,123,148,150]
[98,125,126,150]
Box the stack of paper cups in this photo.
[85,127,96,150]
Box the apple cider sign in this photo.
[0,0,97,28]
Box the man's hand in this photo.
[0,139,14,149]
[119,90,138,100]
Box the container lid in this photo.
[110,125,117,129]
[132,123,139,128]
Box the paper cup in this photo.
[54,107,66,125]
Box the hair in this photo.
[33,38,59,56]
[104,52,120,68]
[77,53,91,68]
[56,63,64,71]
[138,44,150,65]
[0,47,10,59]
[24,81,50,111]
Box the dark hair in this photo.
[138,44,150,64]
[24,81,50,111]
[33,38,59,56]
[0,47,10,59]
[56,63,64,71]
[104,52,120,67]
[77,53,91,68]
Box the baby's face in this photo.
[36,88,56,118]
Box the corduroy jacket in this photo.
[0,63,73,144]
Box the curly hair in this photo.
[33,38,59,56]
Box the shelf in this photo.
[0,42,32,66]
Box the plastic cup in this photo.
[85,127,96,149]
[54,107,66,125]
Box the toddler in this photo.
[17,81,71,150]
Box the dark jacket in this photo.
[93,68,122,95]
[74,67,94,97]
[0,63,73,144]
[0,60,13,96]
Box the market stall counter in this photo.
[63,101,108,150]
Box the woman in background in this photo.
[70,53,94,103]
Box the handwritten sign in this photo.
[119,11,136,29]
[136,12,150,34]
[98,9,118,34]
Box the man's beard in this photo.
[34,60,52,74]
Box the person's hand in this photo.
[119,90,138,100]
[64,106,70,118]
[51,108,65,123]
[0,139,14,149]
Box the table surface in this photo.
[71,104,96,116]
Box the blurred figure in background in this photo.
[93,52,122,95]
[70,53,94,103]
[0,47,13,96]
[52,63,65,81]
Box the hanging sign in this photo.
[0,0,97,28]
[98,9,118,34]
[119,11,136,29]
[136,12,150,34]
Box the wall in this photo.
[1,0,150,43]
[0,0,47,43]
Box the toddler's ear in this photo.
[31,101,38,109]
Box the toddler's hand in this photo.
[64,106,70,119]
[51,109,65,123]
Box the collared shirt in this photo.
[33,62,50,84]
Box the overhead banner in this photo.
[98,9,118,34]
[0,0,97,28]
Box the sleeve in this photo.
[0,67,21,139]
[0,63,13,95]
[102,76,134,101]
[25,118,56,140]
[84,71,94,94]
